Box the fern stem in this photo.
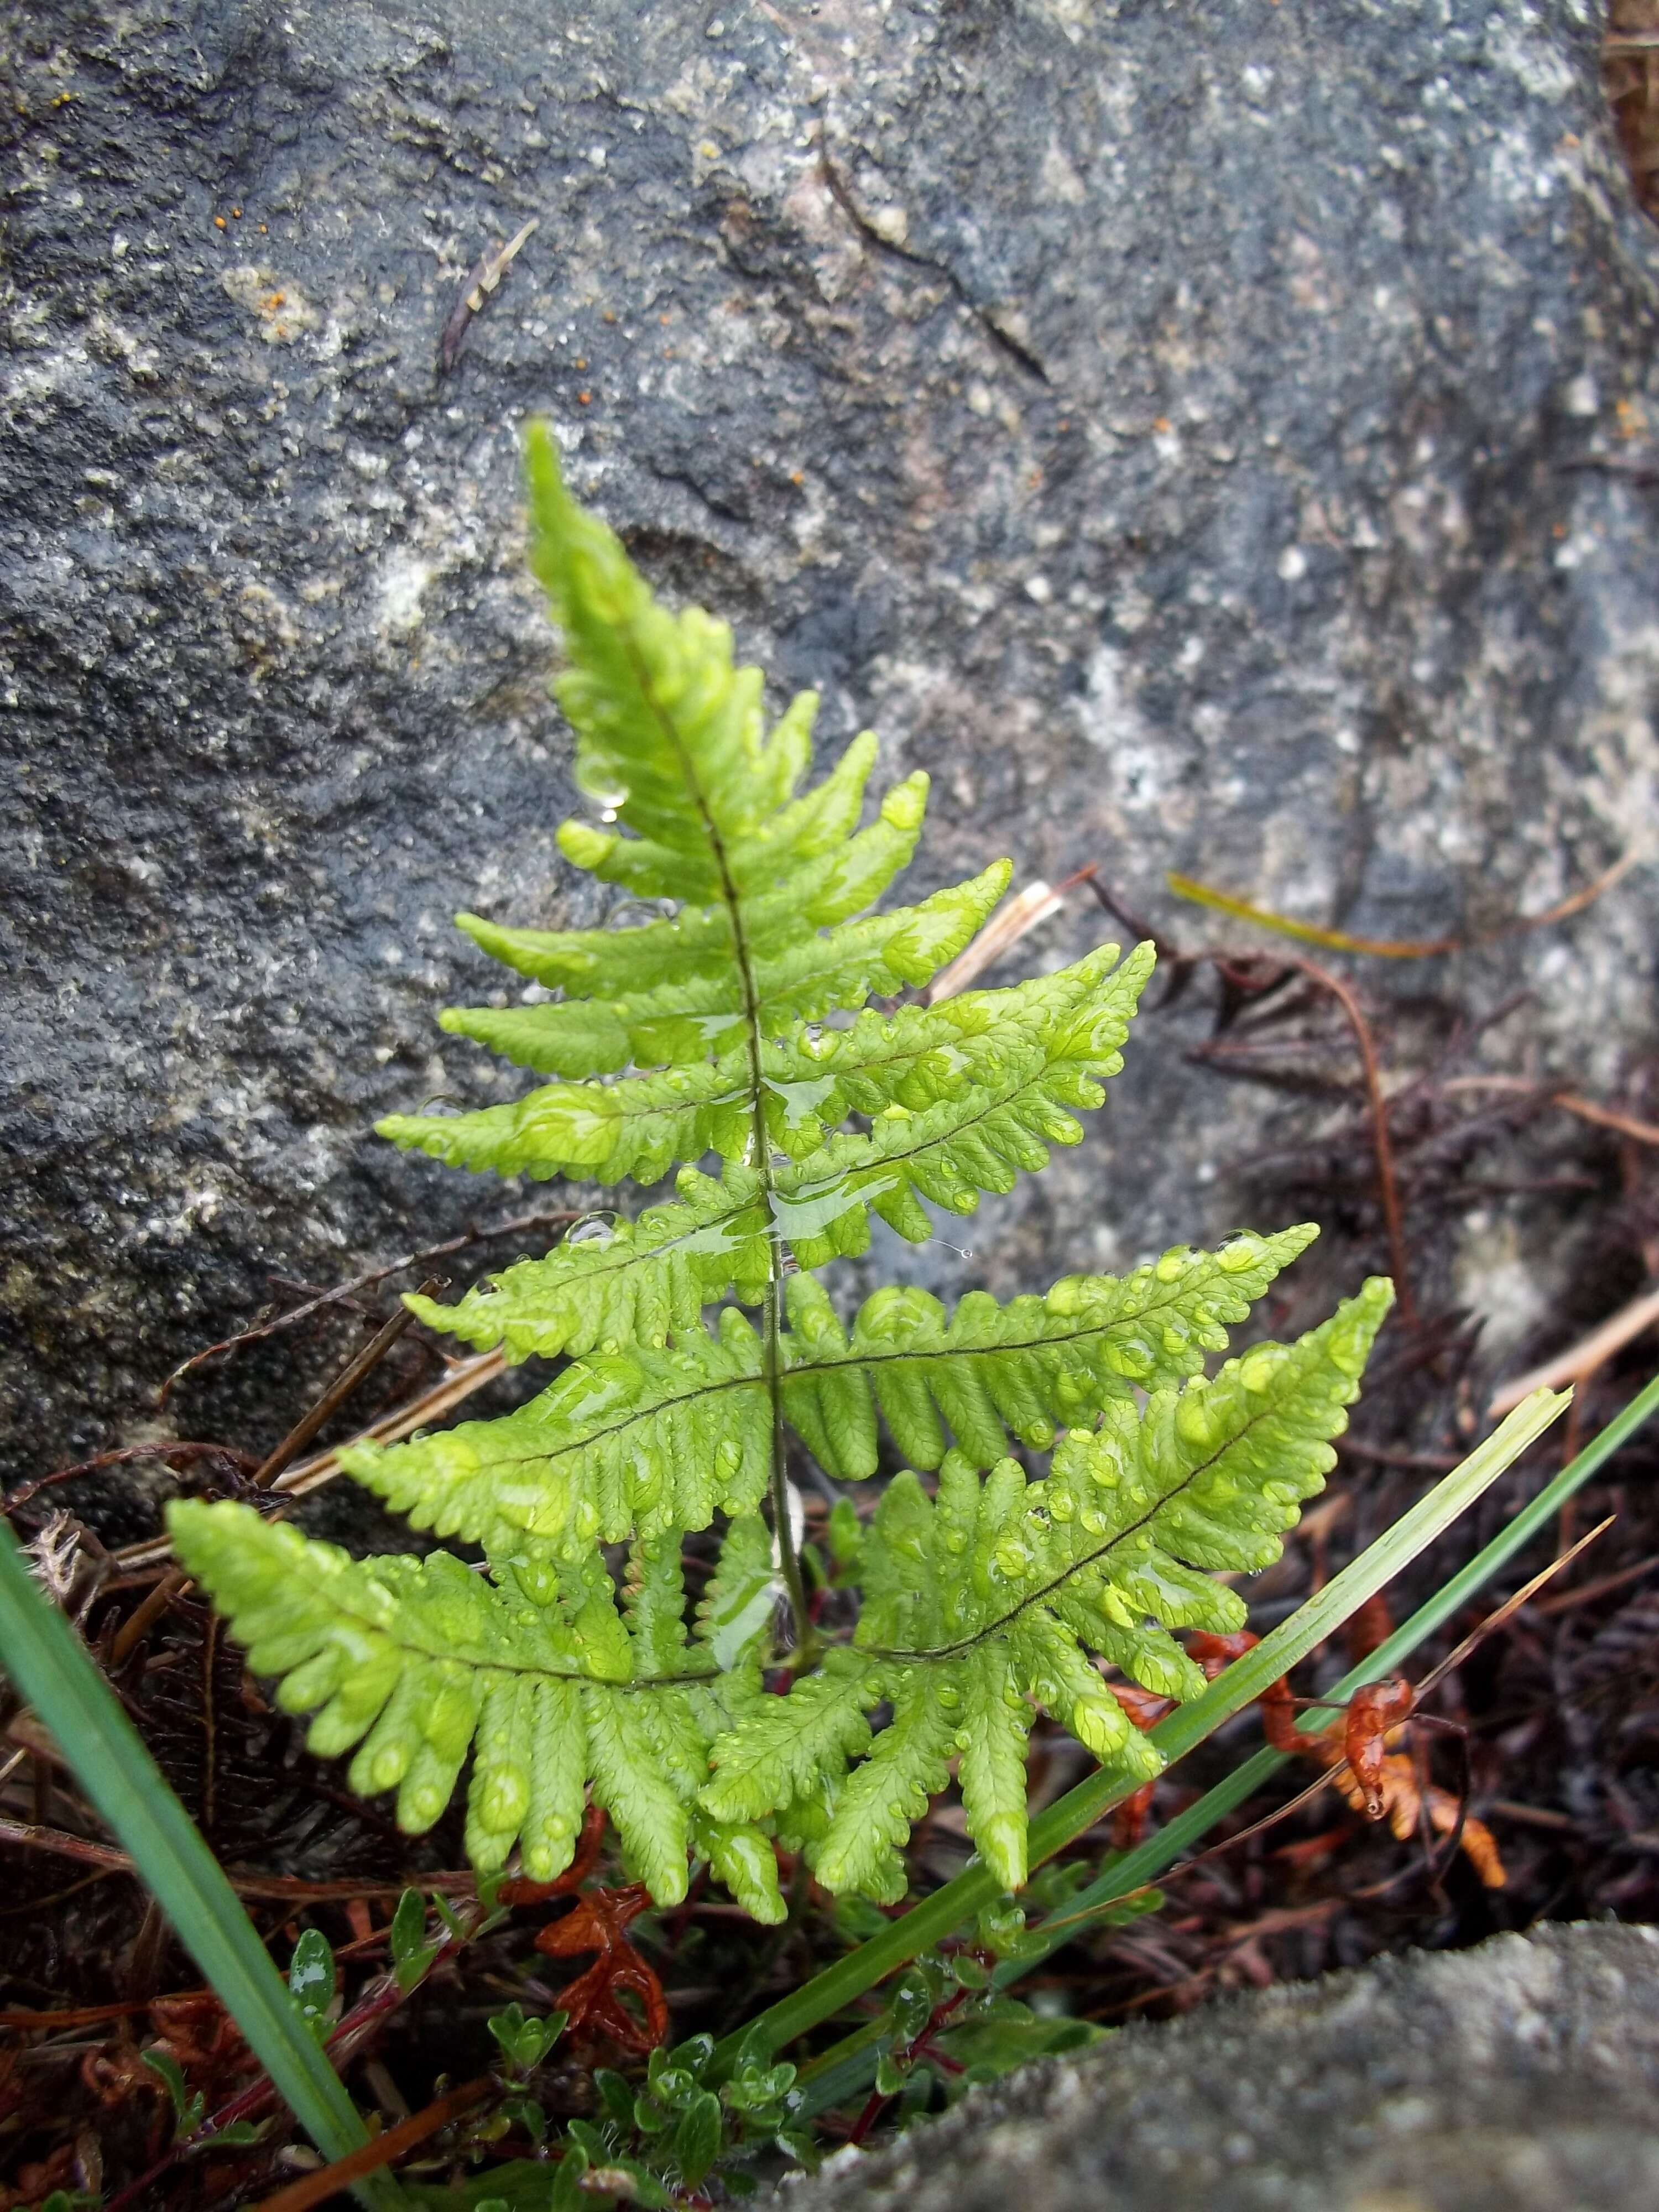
[617,632,815,1658]
[765,1274,817,1662]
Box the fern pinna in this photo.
[170,425,1392,1922]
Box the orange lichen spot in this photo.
[659,312,672,325]
[573,356,587,369]
[231,206,242,218]
[258,222,268,233]
[602,309,618,323]
[261,293,286,312]
[1152,415,1171,434]
[214,215,226,229]
[790,470,804,486]
[577,390,592,405]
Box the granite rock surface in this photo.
[3,0,1657,1483]
[765,1922,1659,2212]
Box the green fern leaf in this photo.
[353,1228,1318,1550]
[702,1280,1391,1895]
[182,426,1402,1924]
[437,859,1009,1079]
[398,1167,772,1363]
[167,1500,781,1914]
[338,1307,773,1551]
[955,1642,1035,1893]
[382,939,1141,1185]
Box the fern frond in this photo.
[167,1501,783,1916]
[185,424,1404,1926]
[701,1281,1391,1894]
[382,940,1140,1185]
[399,1167,772,1363]
[407,858,1011,1086]
[338,1309,773,1551]
[343,1228,1319,1548]
[784,1220,1319,1473]
[389,941,1156,1355]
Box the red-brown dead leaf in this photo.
[531,1885,668,2054]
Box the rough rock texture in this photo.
[3,0,1658,1479]
[768,1922,1659,2212]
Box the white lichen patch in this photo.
[377,551,434,637]
[218,265,320,343]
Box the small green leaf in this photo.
[593,2068,637,2125]
[674,2032,716,2081]
[670,2088,724,2189]
[141,2047,205,2137]
[390,1888,439,1993]
[550,2140,591,2210]
[488,2001,566,2077]
[389,1887,425,1961]
[776,2125,820,2171]
[888,1970,935,2044]
[288,1927,336,2042]
[210,2119,266,2147]
[499,2093,548,2146]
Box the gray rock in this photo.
[769,1922,1659,2212]
[3,0,1657,1482]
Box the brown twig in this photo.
[107,1571,190,1667]
[271,1348,509,1500]
[1530,1550,1659,1618]
[1282,955,1417,1330]
[2,1443,258,1523]
[924,867,1098,1003]
[248,2075,494,2212]
[0,1815,476,1902]
[252,1279,442,1489]
[1408,1518,1615,1704]
[111,1285,428,1665]
[1439,1074,1659,1148]
[1334,1438,1462,1473]
[156,1208,579,1403]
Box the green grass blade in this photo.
[0,1516,401,2207]
[716,1386,1567,2080]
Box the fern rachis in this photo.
[170,422,1393,1916]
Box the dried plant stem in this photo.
[253,1281,440,1489]
[1441,1073,1659,1148]
[1489,1281,1659,1417]
[1287,956,1417,1330]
